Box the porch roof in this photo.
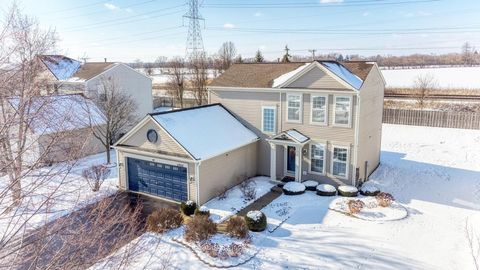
[268,129,310,145]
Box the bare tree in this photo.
[466,218,479,270]
[165,57,186,108]
[88,76,138,164]
[189,52,209,106]
[218,41,236,71]
[462,42,475,66]
[413,73,437,109]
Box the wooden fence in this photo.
[383,108,480,129]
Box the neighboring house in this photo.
[38,55,153,118]
[7,94,105,166]
[113,104,258,204]
[113,60,384,204]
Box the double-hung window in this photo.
[332,146,348,178]
[310,144,325,174]
[262,106,276,133]
[311,95,328,125]
[334,96,352,126]
[287,93,302,122]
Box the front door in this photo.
[286,146,296,175]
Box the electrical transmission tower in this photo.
[183,0,204,60]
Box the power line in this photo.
[203,0,441,8]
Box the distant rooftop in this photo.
[39,55,116,82]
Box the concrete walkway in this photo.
[237,186,283,216]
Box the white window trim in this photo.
[261,105,277,134]
[310,94,328,126]
[333,95,352,128]
[308,143,326,175]
[286,93,303,123]
[330,145,349,179]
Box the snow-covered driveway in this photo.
[97,124,480,270]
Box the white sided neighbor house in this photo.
[114,60,385,204]
[38,55,153,118]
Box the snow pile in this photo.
[199,205,209,212]
[317,184,337,193]
[185,200,195,207]
[246,210,264,222]
[360,182,380,195]
[338,185,358,193]
[204,176,274,223]
[283,182,306,193]
[329,197,408,221]
[302,180,318,188]
[272,63,310,87]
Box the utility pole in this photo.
[308,49,316,61]
[183,0,205,60]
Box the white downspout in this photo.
[353,93,361,186]
[195,161,201,204]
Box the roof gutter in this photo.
[208,86,356,94]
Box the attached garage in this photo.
[126,158,188,201]
[114,104,259,204]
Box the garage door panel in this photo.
[127,157,188,202]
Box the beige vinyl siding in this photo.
[121,118,189,157]
[198,142,257,204]
[116,149,198,202]
[356,66,384,181]
[286,66,348,89]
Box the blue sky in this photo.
[4,0,480,62]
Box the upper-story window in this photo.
[310,95,328,125]
[262,106,276,133]
[287,93,302,122]
[334,96,352,127]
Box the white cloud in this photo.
[104,3,119,10]
[362,12,370,17]
[320,0,344,3]
[254,12,263,17]
[223,23,235,29]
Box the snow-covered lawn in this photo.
[0,151,118,239]
[204,176,274,223]
[92,124,480,269]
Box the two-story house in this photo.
[113,60,384,204]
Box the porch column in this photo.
[269,143,276,182]
[295,145,301,182]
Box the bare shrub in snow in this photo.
[184,215,217,243]
[225,216,249,239]
[146,208,183,233]
[376,192,395,207]
[82,165,111,192]
[413,73,437,109]
[466,218,480,270]
[201,242,220,258]
[347,200,365,214]
[239,179,257,201]
[194,205,210,217]
[226,243,244,257]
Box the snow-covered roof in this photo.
[272,63,310,87]
[270,129,310,144]
[151,104,258,160]
[39,55,82,80]
[8,94,105,135]
[320,61,364,90]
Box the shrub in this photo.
[376,192,395,207]
[184,215,217,242]
[180,200,197,216]
[195,205,210,216]
[239,179,257,201]
[200,242,220,258]
[316,184,337,196]
[359,182,380,196]
[226,243,244,257]
[146,208,183,233]
[338,185,359,197]
[302,180,319,191]
[82,165,111,192]
[282,182,306,195]
[245,210,267,232]
[347,200,365,214]
[225,216,249,239]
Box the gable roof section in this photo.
[210,61,373,90]
[210,63,306,88]
[70,62,117,82]
[8,94,105,135]
[39,55,82,80]
[150,104,259,160]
